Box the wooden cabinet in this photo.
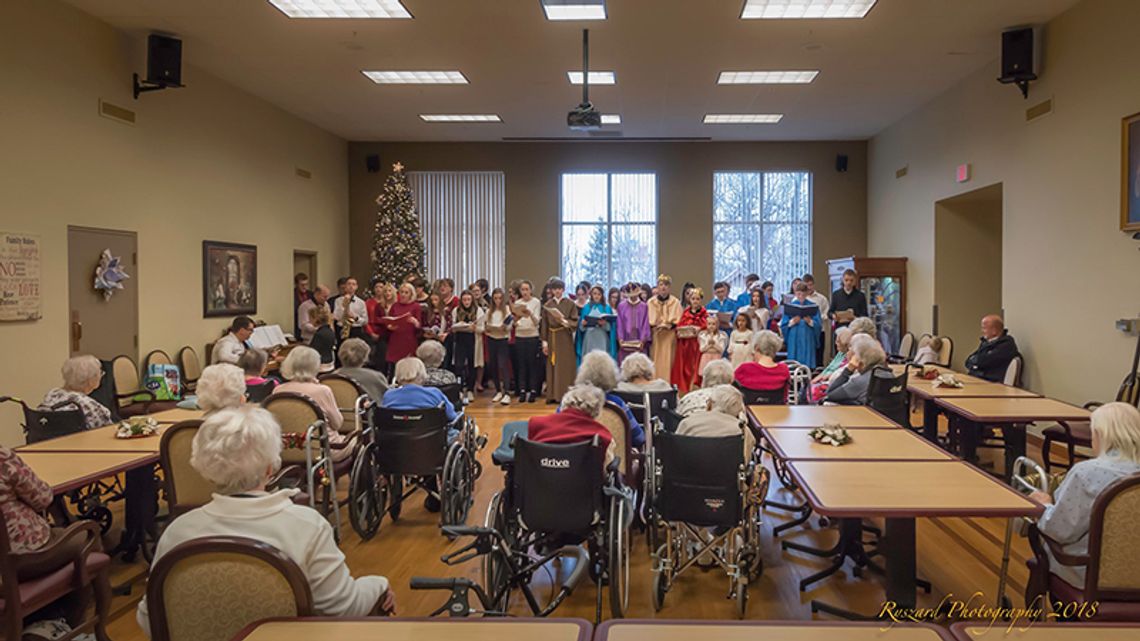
[826,256,908,354]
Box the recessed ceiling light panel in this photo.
[363,71,469,84]
[717,70,819,84]
[268,0,412,19]
[741,0,877,19]
[419,114,502,122]
[600,114,621,124]
[542,0,607,20]
[703,114,783,124]
[567,71,616,85]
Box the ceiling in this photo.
[63,0,1080,142]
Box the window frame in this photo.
[558,171,658,287]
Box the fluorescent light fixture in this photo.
[741,0,877,19]
[718,70,819,84]
[703,114,783,124]
[542,0,607,20]
[601,114,621,124]
[567,71,616,85]
[268,0,412,19]
[419,114,502,122]
[363,71,468,84]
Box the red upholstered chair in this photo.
[0,514,112,641]
[1026,474,1140,621]
[1042,374,1139,472]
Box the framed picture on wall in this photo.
[1123,110,1140,232]
[202,241,257,317]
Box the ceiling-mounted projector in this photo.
[567,29,602,131]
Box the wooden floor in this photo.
[104,396,1034,639]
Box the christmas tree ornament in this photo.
[94,248,130,301]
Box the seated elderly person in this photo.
[528,383,616,466]
[416,340,459,386]
[1026,402,1140,597]
[734,330,790,392]
[195,364,246,413]
[574,351,644,448]
[615,353,673,393]
[237,349,275,388]
[676,359,734,418]
[335,337,389,402]
[965,315,1020,382]
[136,406,394,636]
[271,347,351,460]
[39,355,111,429]
[676,384,755,459]
[822,334,890,406]
[806,327,852,402]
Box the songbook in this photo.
[511,303,533,319]
[782,303,818,319]
[834,309,856,323]
[379,313,413,325]
[716,311,734,326]
[582,314,617,328]
[619,340,644,350]
[249,325,288,350]
[451,321,475,333]
[544,306,575,328]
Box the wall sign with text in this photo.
[0,232,42,321]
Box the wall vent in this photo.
[295,167,312,179]
[99,99,136,125]
[1026,98,1053,123]
[895,166,909,179]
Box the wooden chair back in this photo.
[936,336,953,367]
[1004,355,1023,387]
[1086,474,1140,601]
[318,373,365,433]
[177,346,203,388]
[263,392,326,465]
[146,536,313,641]
[112,354,142,408]
[597,401,632,477]
[898,331,916,360]
[144,349,173,372]
[160,420,213,518]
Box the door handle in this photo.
[71,321,83,351]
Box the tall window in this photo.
[560,173,657,289]
[713,172,812,294]
[408,171,505,288]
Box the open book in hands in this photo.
[544,306,576,328]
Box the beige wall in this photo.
[0,0,349,445]
[868,0,1140,403]
[348,141,867,292]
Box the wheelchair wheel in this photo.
[607,497,630,619]
[734,575,748,619]
[348,445,385,541]
[443,445,473,527]
[651,568,667,612]
[81,505,113,534]
[482,491,513,612]
[387,475,404,520]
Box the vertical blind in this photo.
[408,171,506,289]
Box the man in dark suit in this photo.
[965,315,1020,382]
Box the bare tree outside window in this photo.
[561,173,657,288]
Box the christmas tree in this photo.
[371,162,426,285]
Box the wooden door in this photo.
[67,226,138,361]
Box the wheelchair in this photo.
[348,401,483,540]
[649,431,768,618]
[413,435,631,622]
[0,396,123,534]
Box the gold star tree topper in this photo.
[392,162,404,173]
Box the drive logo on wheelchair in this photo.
[703,498,725,511]
[539,457,572,469]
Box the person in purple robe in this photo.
[616,283,651,364]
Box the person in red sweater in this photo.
[527,384,615,466]
[380,283,423,378]
[734,329,790,392]
[671,287,709,394]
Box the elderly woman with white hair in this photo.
[415,340,458,387]
[676,359,735,418]
[734,330,790,392]
[574,351,644,447]
[615,353,672,393]
[1027,402,1140,596]
[676,384,755,459]
[136,406,395,636]
[822,334,890,405]
[528,383,616,465]
[270,346,351,462]
[39,355,111,429]
[194,363,247,413]
[335,337,389,402]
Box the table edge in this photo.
[19,451,159,494]
[948,621,1140,640]
[230,616,593,641]
[763,428,954,462]
[747,404,901,429]
[931,396,1090,423]
[597,619,954,640]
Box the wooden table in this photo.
[764,427,954,461]
[889,364,1039,443]
[748,405,900,429]
[16,423,169,453]
[598,620,952,641]
[787,460,1041,613]
[17,451,156,494]
[232,618,592,641]
[146,407,205,423]
[949,623,1140,641]
[933,397,1091,480]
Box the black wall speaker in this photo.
[835,154,848,173]
[146,34,182,86]
[999,27,1037,82]
[366,155,381,173]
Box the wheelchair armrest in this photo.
[116,389,156,403]
[442,525,496,538]
[1039,529,1090,568]
[329,430,361,448]
[267,464,306,490]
